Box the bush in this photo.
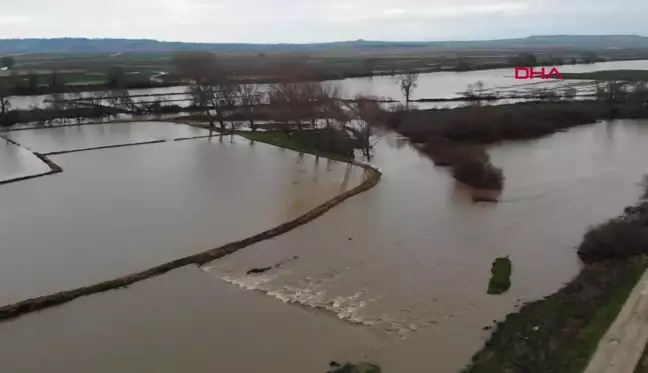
[422,136,504,191]
[578,220,648,262]
[328,362,381,373]
[452,160,504,190]
[488,257,512,295]
[388,101,604,144]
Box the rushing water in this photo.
[0,120,646,372]
[7,59,648,110]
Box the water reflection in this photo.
[0,138,51,182]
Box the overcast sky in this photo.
[1,0,647,43]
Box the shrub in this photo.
[328,362,381,373]
[488,257,512,295]
[387,101,604,144]
[578,220,648,262]
[452,160,504,190]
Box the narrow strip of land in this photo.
[585,269,648,373]
[42,140,166,156]
[0,136,64,185]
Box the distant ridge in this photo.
[1,35,647,54]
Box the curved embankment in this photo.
[0,155,382,322]
[0,137,63,186]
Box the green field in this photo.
[3,48,648,96]
[0,51,172,91]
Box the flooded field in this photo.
[0,138,51,182]
[3,121,210,153]
[0,120,647,372]
[7,59,648,110]
[205,120,648,372]
[0,124,364,304]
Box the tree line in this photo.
[173,51,387,158]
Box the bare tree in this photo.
[346,95,380,159]
[46,92,66,123]
[88,91,108,118]
[237,83,262,131]
[398,73,419,109]
[0,84,10,117]
[596,81,628,103]
[463,80,486,106]
[300,81,326,129]
[65,92,85,123]
[319,82,345,130]
[267,61,328,132]
[268,81,304,131]
[562,86,577,100]
[629,82,648,107]
[106,89,138,114]
[174,51,236,132]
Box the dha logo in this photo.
[514,67,563,80]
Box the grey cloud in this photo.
[1,0,646,42]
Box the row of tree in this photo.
[173,52,397,158]
[506,52,604,67]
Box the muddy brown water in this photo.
[3,121,209,153]
[0,120,647,372]
[206,120,648,372]
[0,124,364,304]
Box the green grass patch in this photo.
[238,130,355,162]
[562,70,648,81]
[487,257,512,295]
[465,257,648,373]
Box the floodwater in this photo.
[3,121,210,153]
[7,59,648,109]
[0,125,365,304]
[0,138,51,182]
[205,120,648,372]
[0,266,388,373]
[0,120,646,372]
[330,59,648,101]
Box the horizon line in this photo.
[0,34,646,46]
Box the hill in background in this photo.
[1,35,648,54]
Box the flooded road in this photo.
[0,120,647,372]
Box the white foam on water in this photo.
[200,266,422,337]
